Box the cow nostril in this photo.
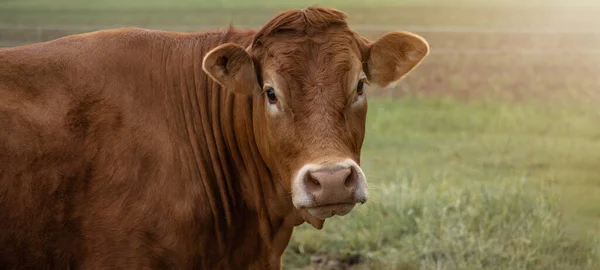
[310,176,320,187]
[344,167,356,188]
[304,173,321,191]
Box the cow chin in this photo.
[305,203,357,220]
[291,158,368,223]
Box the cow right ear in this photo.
[361,31,429,89]
[202,43,258,95]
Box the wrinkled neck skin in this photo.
[160,29,303,269]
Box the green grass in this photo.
[283,96,600,269]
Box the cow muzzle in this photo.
[292,159,368,221]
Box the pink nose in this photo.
[302,164,359,204]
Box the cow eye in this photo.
[265,88,277,103]
[357,80,365,96]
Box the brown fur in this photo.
[0,6,428,269]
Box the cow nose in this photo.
[292,159,368,220]
[303,165,358,202]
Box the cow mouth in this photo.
[305,203,357,220]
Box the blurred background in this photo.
[2,0,599,269]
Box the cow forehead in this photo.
[258,32,362,85]
[260,28,358,58]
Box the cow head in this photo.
[203,6,429,228]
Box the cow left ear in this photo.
[202,43,258,95]
[363,31,430,88]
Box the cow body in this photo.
[0,6,429,269]
[0,28,277,269]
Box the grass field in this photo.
[2,0,600,269]
[285,96,600,269]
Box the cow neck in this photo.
[165,30,298,258]
[223,74,304,267]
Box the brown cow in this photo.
[0,6,429,270]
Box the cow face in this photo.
[203,7,429,227]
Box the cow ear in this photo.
[202,43,258,95]
[363,31,429,88]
